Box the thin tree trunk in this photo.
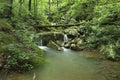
[34,0,37,18]
[28,0,32,12]
[48,0,51,14]
[36,0,38,17]
[19,0,24,16]
[34,0,38,18]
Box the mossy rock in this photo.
[35,32,63,46]
[70,43,85,51]
[65,26,79,36]
[47,41,63,51]
[76,38,84,46]
[64,42,71,48]
[56,40,63,47]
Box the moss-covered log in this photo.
[34,23,82,29]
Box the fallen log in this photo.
[34,23,82,29]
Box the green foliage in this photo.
[0,19,45,72]
[93,2,120,25]
[65,26,78,36]
[0,0,120,67]
[0,19,13,32]
[5,44,33,71]
[3,42,44,72]
[0,32,14,46]
[66,0,97,21]
[0,1,8,17]
[100,44,115,59]
[85,25,120,60]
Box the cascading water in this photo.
[64,34,68,43]
[62,34,69,47]
[40,39,43,46]
[38,39,48,50]
[39,35,43,46]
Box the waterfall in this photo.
[40,39,43,46]
[64,34,68,43]
[62,34,68,46]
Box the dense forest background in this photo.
[0,0,120,72]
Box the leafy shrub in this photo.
[93,2,120,25]
[66,0,97,21]
[85,25,120,60]
[65,27,78,36]
[0,19,44,72]
[0,19,13,32]
[2,36,44,72]
[100,44,116,60]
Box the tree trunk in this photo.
[34,0,37,18]
[36,0,38,17]
[19,0,24,16]
[28,0,32,12]
[48,0,51,14]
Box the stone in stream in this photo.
[70,45,86,51]
[63,37,86,51]
[47,41,63,51]
[64,42,71,48]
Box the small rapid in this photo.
[62,34,69,47]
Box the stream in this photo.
[8,46,120,80]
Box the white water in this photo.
[62,47,70,51]
[38,46,48,51]
[64,34,68,43]
[40,40,43,46]
[62,34,69,47]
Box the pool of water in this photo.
[8,46,120,80]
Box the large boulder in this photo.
[70,44,86,51]
[64,26,79,38]
[64,38,86,51]
[56,40,63,47]
[34,32,63,46]
[47,41,63,51]
[64,42,71,48]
